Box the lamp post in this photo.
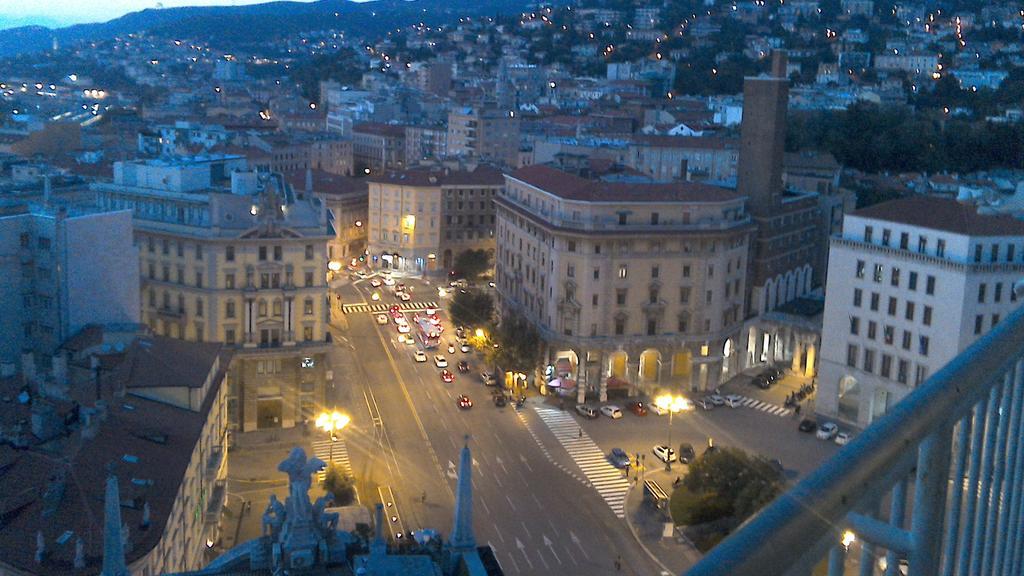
[655,394,691,471]
[315,410,350,463]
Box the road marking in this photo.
[542,534,562,565]
[493,523,505,543]
[505,494,517,512]
[312,438,353,482]
[564,545,578,565]
[532,406,630,518]
[516,538,533,570]
[736,395,792,417]
[518,453,533,472]
[570,531,586,556]
[536,547,550,570]
[342,300,439,314]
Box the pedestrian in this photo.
[578,427,583,439]
[614,556,622,572]
[795,404,801,415]
[421,491,427,504]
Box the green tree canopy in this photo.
[448,290,494,329]
[452,249,492,281]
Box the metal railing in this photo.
[685,304,1024,576]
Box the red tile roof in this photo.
[508,165,741,203]
[352,122,407,138]
[852,196,1024,236]
[367,165,505,187]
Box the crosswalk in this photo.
[736,396,792,417]
[342,301,439,314]
[312,438,353,482]
[533,406,630,518]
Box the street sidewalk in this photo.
[623,465,704,574]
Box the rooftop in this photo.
[852,196,1024,237]
[367,165,504,188]
[508,164,741,204]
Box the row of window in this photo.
[147,292,316,318]
[846,343,928,386]
[850,317,930,354]
[223,326,315,345]
[863,224,1022,264]
[19,233,51,251]
[855,261,936,294]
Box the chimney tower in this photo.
[736,50,789,214]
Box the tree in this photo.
[321,464,356,506]
[489,315,544,374]
[683,447,782,520]
[449,290,494,329]
[452,249,492,282]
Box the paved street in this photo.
[222,270,846,575]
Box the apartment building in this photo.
[447,106,521,169]
[628,135,739,182]
[352,122,407,173]
[91,155,333,431]
[817,196,1024,427]
[367,165,503,273]
[496,161,754,399]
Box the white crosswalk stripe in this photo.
[737,396,791,417]
[342,301,439,314]
[533,406,630,518]
[312,438,353,482]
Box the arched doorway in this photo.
[721,339,736,380]
[837,376,860,422]
[671,349,692,380]
[608,350,628,379]
[639,349,661,382]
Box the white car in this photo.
[383,277,396,286]
[709,394,725,406]
[375,314,389,325]
[434,355,448,368]
[834,432,852,446]
[397,323,411,334]
[370,278,382,287]
[648,402,667,416]
[600,405,623,419]
[398,291,412,302]
[413,350,427,362]
[460,343,471,353]
[817,422,839,440]
[724,394,743,408]
[652,445,676,463]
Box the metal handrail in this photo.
[685,303,1024,576]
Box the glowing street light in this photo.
[315,411,350,461]
[655,394,692,471]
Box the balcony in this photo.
[686,304,1024,576]
[156,306,185,318]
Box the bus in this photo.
[416,317,443,349]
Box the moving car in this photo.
[608,448,631,469]
[398,291,412,302]
[389,305,403,319]
[834,432,852,446]
[492,394,507,407]
[457,394,473,409]
[627,401,648,416]
[816,422,839,440]
[396,323,411,334]
[370,278,382,287]
[393,315,406,325]
[448,343,456,354]
[724,394,743,408]
[440,369,455,383]
[413,350,427,362]
[600,405,623,419]
[383,276,396,286]
[574,404,598,419]
[456,327,466,339]
[652,445,676,464]
[375,314,389,325]
[798,419,818,433]
[434,355,448,368]
[709,394,725,406]
[480,372,497,386]
[678,443,696,464]
[460,343,471,353]
[457,360,469,373]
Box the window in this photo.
[974,244,983,263]
[978,283,987,304]
[881,354,893,378]
[882,229,891,246]
[162,265,169,282]
[975,314,984,335]
[614,317,625,335]
[888,297,897,316]
[897,359,909,384]
[863,349,875,373]
[260,273,270,289]
[226,245,235,261]
[650,212,659,225]
[649,288,659,304]
[647,319,657,335]
[176,242,183,258]
[993,314,1001,327]
[991,243,999,263]
[618,213,628,225]
[618,265,627,279]
[259,246,267,261]
[651,266,660,278]
[915,365,928,386]
[225,329,236,345]
[272,300,282,317]
[846,344,858,367]
[864,226,873,243]
[870,292,880,311]
[226,301,236,319]
[305,245,314,260]
[995,283,1003,303]
[682,265,691,278]
[567,264,575,278]
[919,336,930,356]
[592,294,599,306]
[225,274,235,289]
[1009,245,1016,262]
[884,325,894,345]
[936,239,945,257]
[273,245,282,261]
[849,317,860,335]
[162,238,169,255]
[678,317,688,332]
[900,232,909,250]
[196,271,203,288]
[867,321,877,340]
[905,301,915,321]
[196,244,203,260]
[616,290,627,306]
[890,268,900,287]
[567,240,576,252]
[856,260,865,279]
[918,236,927,254]
[595,243,601,254]
[680,287,691,304]
[923,306,932,326]
[902,331,912,350]
[873,264,883,283]
[853,288,863,307]
[147,236,154,252]
[593,268,600,280]
[305,272,314,287]
[304,298,314,315]
[706,290,713,304]
[926,275,935,295]
[196,299,204,317]
[909,272,918,291]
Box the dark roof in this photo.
[282,170,367,197]
[105,335,225,390]
[367,165,504,187]
[784,151,840,171]
[352,122,407,138]
[632,135,736,150]
[852,196,1024,236]
[508,164,741,203]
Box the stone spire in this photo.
[449,437,475,552]
[101,476,128,576]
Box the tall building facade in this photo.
[817,197,1024,427]
[496,163,754,398]
[92,156,333,431]
[447,107,521,169]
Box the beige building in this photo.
[496,162,754,399]
[447,106,521,169]
[284,170,369,268]
[92,156,333,431]
[628,135,739,182]
[352,123,407,173]
[367,165,503,273]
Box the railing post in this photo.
[1008,370,1024,575]
[970,384,1001,576]
[885,478,907,576]
[827,545,845,576]
[995,360,1024,575]
[908,429,952,576]
[858,542,875,576]
[958,397,989,576]
[986,368,1018,574]
[940,415,971,576]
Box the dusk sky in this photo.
[0,0,333,29]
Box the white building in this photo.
[817,196,1024,427]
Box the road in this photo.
[326,271,666,576]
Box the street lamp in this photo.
[655,394,691,471]
[315,410,350,462]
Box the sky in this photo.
[0,0,347,30]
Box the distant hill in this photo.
[0,0,532,57]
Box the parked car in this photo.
[724,394,743,408]
[816,422,839,440]
[375,314,389,325]
[627,401,648,416]
[457,360,469,373]
[480,372,497,386]
[608,448,631,468]
[600,405,623,419]
[434,355,448,368]
[648,402,667,416]
[457,394,473,409]
[709,394,725,406]
[752,374,773,389]
[413,350,427,362]
[834,432,852,446]
[678,443,696,464]
[492,393,507,407]
[398,291,412,302]
[574,404,598,419]
[798,419,818,433]
[694,398,713,410]
[440,369,455,383]
[370,278,382,287]
[652,445,676,464]
[460,343,471,353]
